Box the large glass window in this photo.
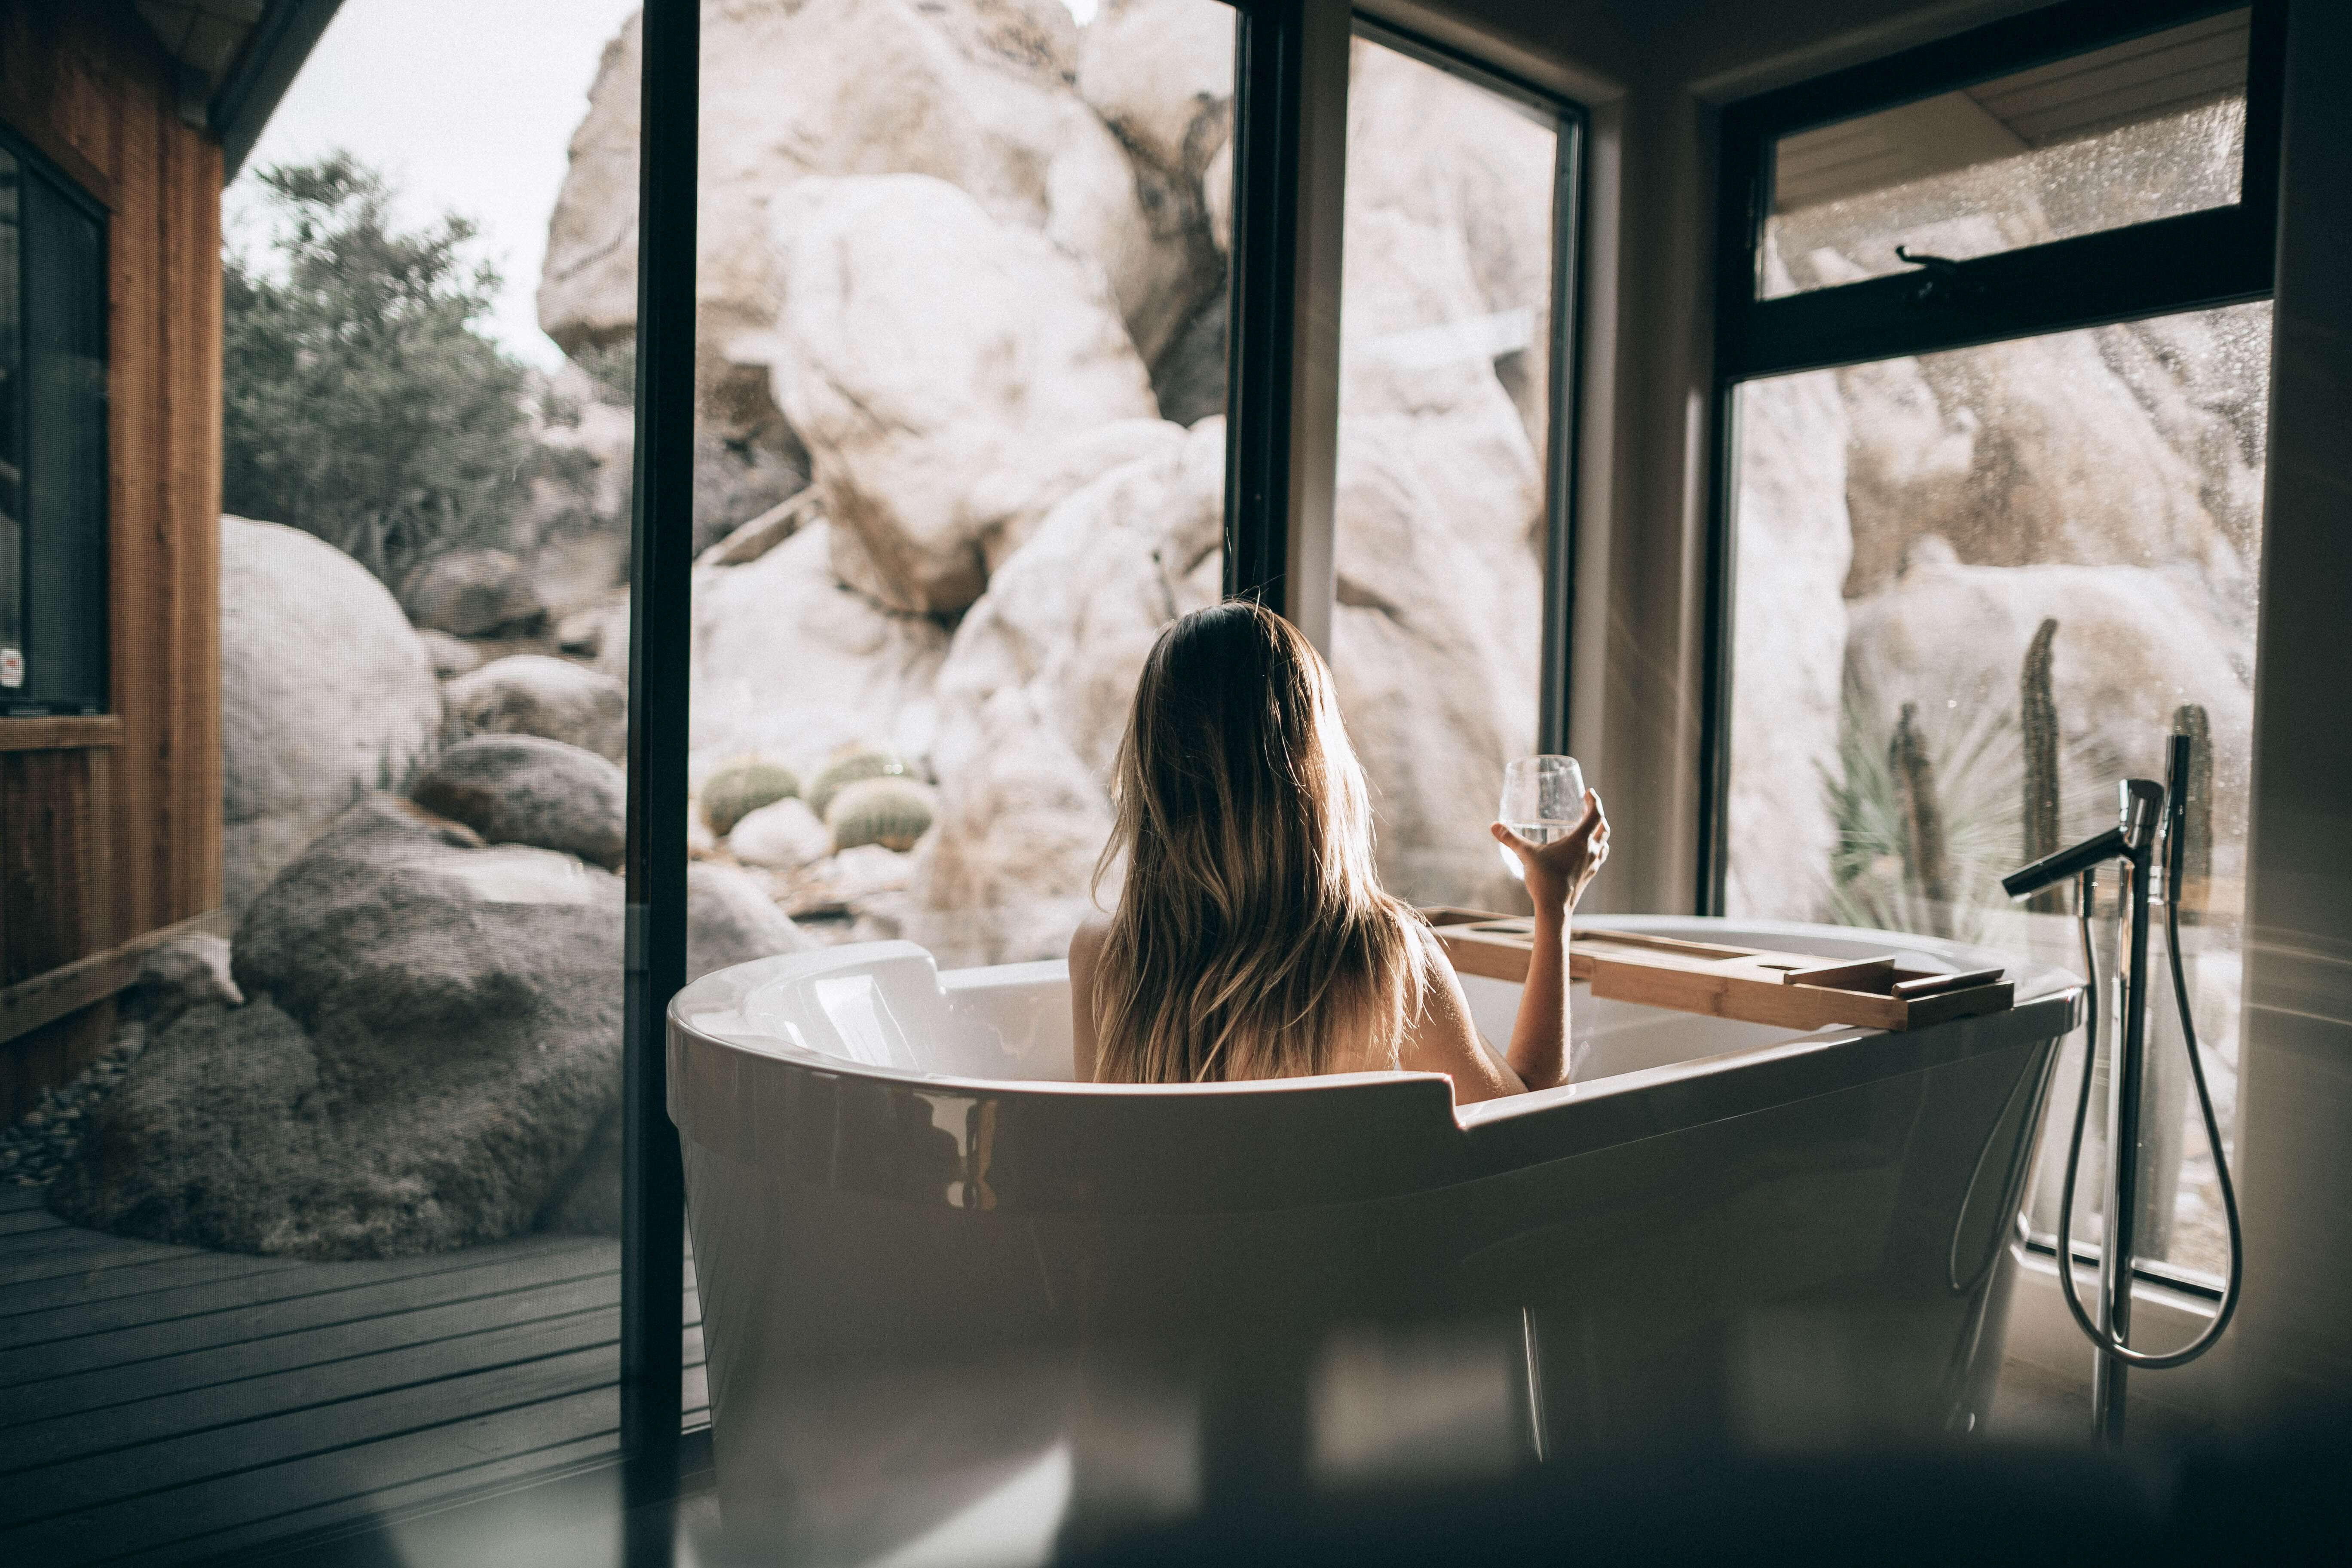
[671,0,1238,971]
[1716,1,2278,1286]
[1332,28,1574,913]
[0,133,108,714]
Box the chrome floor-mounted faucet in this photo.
[2002,733,2242,1445]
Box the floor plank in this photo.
[0,1231,204,1288]
[109,1427,632,1568]
[2,1306,623,1474]
[0,1210,702,1567]
[0,1248,310,1324]
[0,1383,623,1565]
[0,1270,627,1428]
[4,1343,622,1530]
[0,1239,605,1366]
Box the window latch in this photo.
[1894,245,1981,308]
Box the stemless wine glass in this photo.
[1497,755,1586,879]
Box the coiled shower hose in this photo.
[2051,867,2243,1367]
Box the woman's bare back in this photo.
[1069,914,1523,1102]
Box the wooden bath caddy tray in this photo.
[1420,909,2015,1033]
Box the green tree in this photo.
[222,154,540,588]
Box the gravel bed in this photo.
[0,1020,147,1188]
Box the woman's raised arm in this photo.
[1489,790,1609,1092]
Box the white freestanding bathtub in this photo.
[669,918,2080,1562]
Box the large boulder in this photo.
[1340,38,1560,449]
[1845,557,2255,852]
[758,174,1160,614]
[443,654,630,762]
[1723,369,1853,923]
[50,796,814,1257]
[691,521,951,781]
[915,419,1228,965]
[221,516,443,916]
[1075,0,1234,413]
[540,0,1210,469]
[964,418,1187,576]
[411,735,628,870]
[1834,332,2245,599]
[52,797,624,1257]
[398,547,545,638]
[1077,0,1234,195]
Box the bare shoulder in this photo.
[1068,912,1112,1082]
[1400,922,1523,1102]
[1069,912,1112,969]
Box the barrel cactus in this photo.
[826,775,936,853]
[807,747,906,818]
[701,757,800,839]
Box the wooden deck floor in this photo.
[0,1183,707,1567]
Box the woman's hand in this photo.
[1491,790,1608,917]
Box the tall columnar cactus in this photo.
[827,775,936,853]
[2172,702,2212,924]
[701,757,800,839]
[1889,702,1951,937]
[807,747,906,818]
[2021,617,2064,914]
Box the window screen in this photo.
[0,133,108,714]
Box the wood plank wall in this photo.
[0,2,224,1121]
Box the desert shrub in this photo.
[223,154,567,587]
[1822,679,2024,943]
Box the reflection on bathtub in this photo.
[670,917,2083,1562]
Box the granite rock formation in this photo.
[221,516,443,916]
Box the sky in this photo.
[231,0,1099,371]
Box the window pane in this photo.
[22,174,108,710]
[1332,35,1562,912]
[666,0,1234,979]
[1724,300,2269,1281]
[1764,8,2249,298]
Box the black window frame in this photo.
[0,120,111,719]
[1698,0,2285,912]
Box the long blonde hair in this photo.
[1090,601,1430,1083]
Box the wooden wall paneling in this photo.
[0,750,106,985]
[106,7,164,950]
[0,1,225,1115]
[168,112,224,929]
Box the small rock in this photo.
[419,628,486,678]
[411,735,629,870]
[134,934,243,1038]
[444,655,629,762]
[399,548,546,637]
[686,861,818,981]
[554,604,609,657]
[830,843,914,903]
[728,797,833,870]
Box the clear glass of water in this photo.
[1497,754,1586,880]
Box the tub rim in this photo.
[666,917,2084,1194]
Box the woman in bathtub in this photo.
[1069,601,1608,1103]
